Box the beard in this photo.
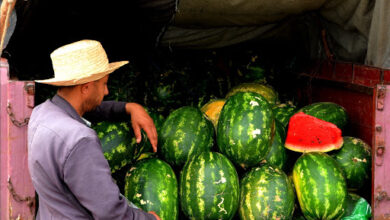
[82,94,102,113]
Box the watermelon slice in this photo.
[285,112,343,152]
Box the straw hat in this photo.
[35,39,129,86]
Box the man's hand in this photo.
[148,211,161,220]
[125,103,158,152]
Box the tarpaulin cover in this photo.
[161,0,390,69]
[2,0,389,76]
[173,0,326,27]
[366,0,390,68]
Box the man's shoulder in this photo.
[29,100,96,139]
[31,99,63,120]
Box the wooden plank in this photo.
[0,58,35,219]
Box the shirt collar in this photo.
[51,94,91,127]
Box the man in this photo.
[28,39,160,220]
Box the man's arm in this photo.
[84,101,127,123]
[85,101,157,152]
[63,135,158,220]
[125,103,157,152]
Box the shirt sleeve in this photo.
[63,135,156,220]
[84,101,128,123]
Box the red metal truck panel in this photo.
[307,84,373,145]
[303,60,390,219]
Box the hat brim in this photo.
[35,61,129,86]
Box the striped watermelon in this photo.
[239,165,295,220]
[217,92,274,169]
[93,121,144,173]
[200,99,226,129]
[180,151,240,220]
[293,152,347,220]
[331,137,372,190]
[272,102,297,128]
[159,106,214,168]
[124,158,178,220]
[262,120,287,170]
[298,102,348,130]
[225,83,279,105]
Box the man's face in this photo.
[83,75,109,112]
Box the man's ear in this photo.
[80,82,92,95]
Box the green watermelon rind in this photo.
[94,121,141,173]
[293,152,347,220]
[331,136,372,190]
[262,120,287,171]
[217,92,274,169]
[298,102,348,130]
[239,165,295,220]
[124,158,179,220]
[180,151,240,220]
[272,102,297,128]
[159,106,214,168]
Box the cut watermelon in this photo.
[285,112,343,152]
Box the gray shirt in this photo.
[28,95,156,220]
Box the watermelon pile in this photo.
[93,82,373,220]
[92,48,372,219]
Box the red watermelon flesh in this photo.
[285,112,343,152]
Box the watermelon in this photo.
[124,158,178,220]
[341,192,372,220]
[285,112,343,153]
[135,152,157,162]
[155,84,173,102]
[217,92,274,169]
[272,102,297,128]
[159,106,214,168]
[262,120,287,170]
[239,165,295,220]
[293,152,347,220]
[180,151,240,220]
[93,121,144,173]
[200,99,226,129]
[244,66,266,83]
[331,137,372,190]
[225,83,279,105]
[298,102,348,130]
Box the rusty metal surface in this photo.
[0,58,36,219]
[373,85,390,218]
